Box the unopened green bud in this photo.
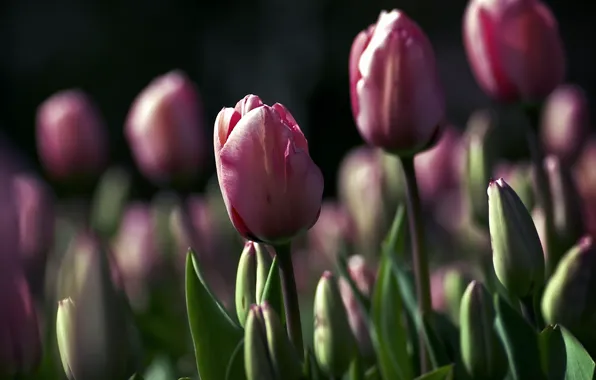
[56,298,77,380]
[235,241,258,326]
[444,267,474,325]
[542,236,596,341]
[460,281,507,380]
[262,302,302,380]
[244,305,276,380]
[488,178,545,297]
[543,156,585,274]
[255,243,273,303]
[313,271,357,377]
[464,109,496,227]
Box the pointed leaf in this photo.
[258,256,285,325]
[414,364,454,380]
[348,356,365,380]
[225,338,246,380]
[337,251,371,313]
[185,251,243,380]
[540,325,596,380]
[560,327,596,379]
[494,294,543,379]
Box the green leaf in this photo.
[494,294,543,379]
[90,167,132,238]
[413,364,454,380]
[225,339,246,380]
[540,324,596,380]
[258,256,285,325]
[303,347,325,380]
[365,366,381,380]
[371,248,412,380]
[348,356,365,380]
[421,312,452,370]
[185,250,243,380]
[128,374,144,380]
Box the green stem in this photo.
[400,156,432,373]
[275,242,304,355]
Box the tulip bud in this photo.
[339,255,376,363]
[463,0,565,102]
[488,178,545,297]
[244,305,276,380]
[444,266,475,325]
[0,267,41,378]
[12,173,55,297]
[574,140,596,238]
[262,302,302,380]
[307,202,353,264]
[349,9,445,155]
[125,70,204,184]
[36,89,108,180]
[460,281,507,380]
[494,162,534,211]
[464,110,497,227]
[56,232,140,380]
[542,236,596,342]
[235,242,258,326]
[541,84,589,166]
[314,271,357,377]
[542,156,585,274]
[214,95,324,244]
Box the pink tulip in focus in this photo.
[214,95,324,244]
[350,10,445,155]
[36,90,108,180]
[463,0,565,102]
[126,71,204,184]
[540,84,590,165]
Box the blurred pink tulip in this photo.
[350,10,445,154]
[463,0,565,102]
[540,84,590,165]
[307,201,353,263]
[36,90,108,179]
[214,95,324,244]
[126,71,205,184]
[573,139,596,237]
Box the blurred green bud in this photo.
[460,281,507,380]
[464,109,496,227]
[542,236,596,342]
[255,243,273,303]
[443,266,474,325]
[244,305,276,380]
[488,178,545,297]
[262,302,302,380]
[235,241,258,327]
[313,271,356,377]
[56,232,141,380]
[494,162,535,212]
[542,156,585,274]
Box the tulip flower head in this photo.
[214,95,324,244]
[463,0,565,102]
[350,9,445,155]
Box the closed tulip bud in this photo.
[56,232,140,380]
[262,302,302,380]
[314,271,357,377]
[214,95,324,244]
[36,89,108,180]
[542,236,596,341]
[541,85,590,166]
[463,0,565,102]
[12,173,55,297]
[460,281,507,380]
[488,178,545,297]
[464,110,497,227]
[349,9,445,155]
[0,267,41,378]
[494,162,534,211]
[444,266,475,325]
[543,156,585,273]
[339,255,376,363]
[126,70,204,184]
[235,241,258,327]
[244,305,276,380]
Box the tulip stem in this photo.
[276,242,304,355]
[400,156,432,373]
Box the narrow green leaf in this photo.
[413,364,454,380]
[348,356,365,380]
[178,378,192,380]
[225,339,246,380]
[303,347,325,380]
[430,313,469,380]
[421,312,452,370]
[494,294,543,379]
[381,205,407,258]
[185,250,243,380]
[560,326,595,380]
[128,374,144,380]
[365,366,381,380]
[539,325,566,379]
[337,252,371,313]
[258,256,285,325]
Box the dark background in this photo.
[0,0,593,199]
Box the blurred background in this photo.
[1,0,593,199]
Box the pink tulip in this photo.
[463,0,565,102]
[541,84,590,165]
[214,95,324,243]
[36,90,108,179]
[307,201,353,263]
[126,70,204,184]
[350,10,445,154]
